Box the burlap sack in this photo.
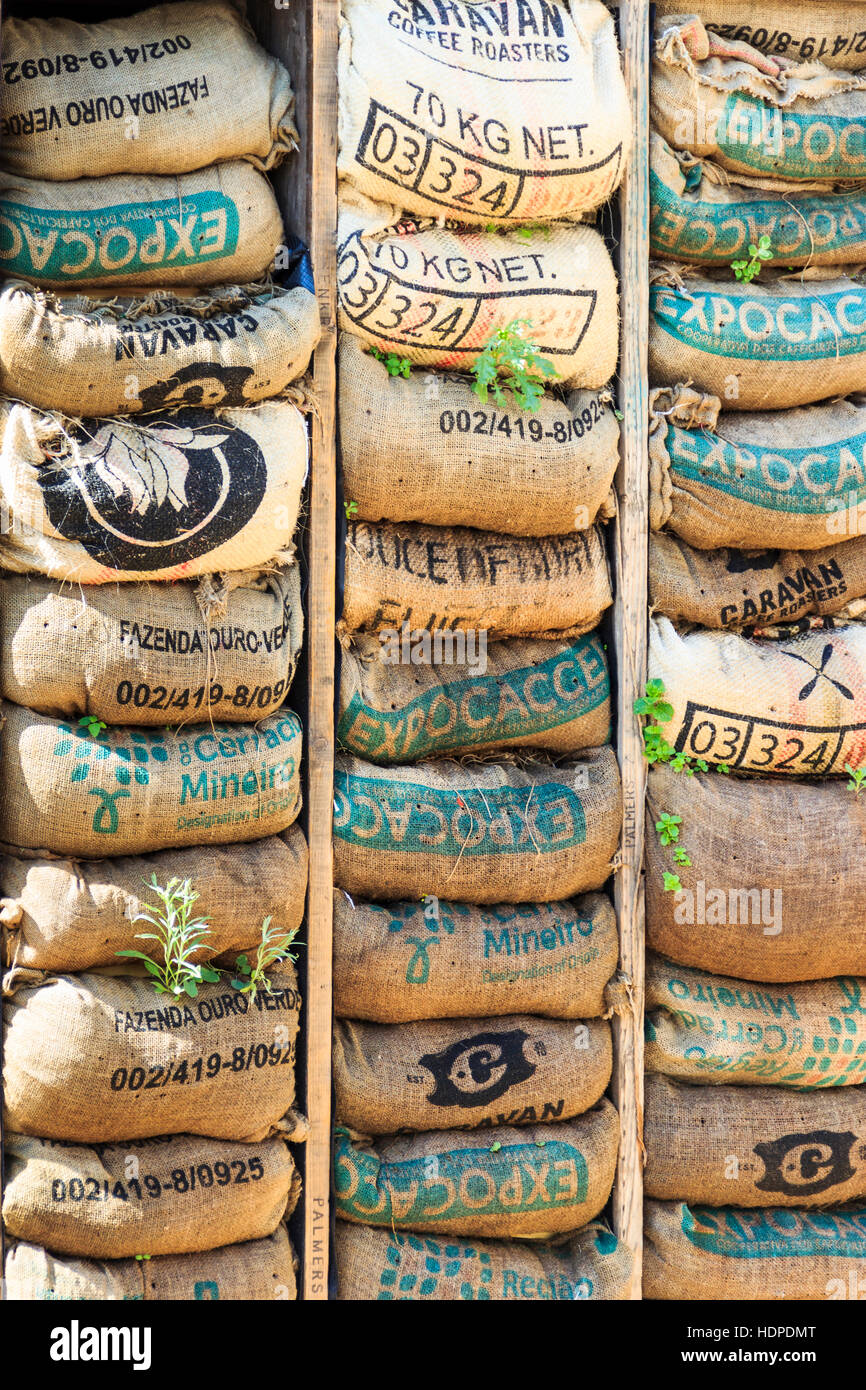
[652,132,866,270]
[0,702,302,857]
[649,530,866,628]
[339,337,619,537]
[0,276,319,418]
[333,890,618,1022]
[337,191,618,386]
[0,164,284,289]
[0,2,297,180]
[336,1220,632,1301]
[3,963,301,1142]
[338,0,629,224]
[644,1199,866,1300]
[649,265,866,412]
[2,1132,299,1259]
[333,1014,611,1134]
[1,826,308,973]
[334,1101,618,1237]
[333,748,621,903]
[0,398,308,584]
[645,1076,866,1208]
[649,615,866,775]
[646,764,866,982]
[653,16,866,183]
[0,570,302,724]
[338,631,610,762]
[649,384,866,552]
[656,0,866,71]
[646,953,866,1088]
[342,520,612,640]
[5,1229,297,1300]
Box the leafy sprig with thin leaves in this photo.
[369,346,412,378]
[471,319,558,412]
[731,234,774,284]
[231,916,302,1001]
[116,875,221,999]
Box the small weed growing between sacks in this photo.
[115,875,221,998]
[231,916,301,1001]
[78,714,107,740]
[344,499,359,520]
[846,761,866,795]
[369,346,412,378]
[731,234,774,283]
[471,319,558,411]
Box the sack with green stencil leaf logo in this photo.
[646,953,866,1088]
[5,1228,298,1300]
[2,963,301,1143]
[336,1220,632,1301]
[0,701,302,857]
[332,889,618,1023]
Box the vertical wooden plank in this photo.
[303,0,339,1302]
[611,0,650,1300]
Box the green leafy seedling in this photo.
[716,763,731,775]
[231,916,302,1001]
[116,875,222,999]
[369,346,412,378]
[78,714,107,740]
[471,318,558,412]
[663,872,683,893]
[134,1255,152,1262]
[635,679,676,765]
[845,761,866,795]
[731,234,774,284]
[344,499,359,520]
[655,812,682,846]
[673,846,692,867]
[490,1141,502,1152]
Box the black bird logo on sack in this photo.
[417,1029,537,1109]
[38,409,267,571]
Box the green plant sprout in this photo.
[78,714,107,740]
[663,872,683,893]
[116,876,221,998]
[731,235,774,283]
[672,846,692,867]
[344,499,359,520]
[471,319,558,411]
[845,761,866,795]
[655,812,682,846]
[369,346,412,378]
[231,916,302,1001]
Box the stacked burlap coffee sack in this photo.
[331,0,632,1301]
[644,9,866,1300]
[0,0,319,1300]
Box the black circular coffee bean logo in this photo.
[754,1129,857,1197]
[419,1029,536,1109]
[39,408,267,571]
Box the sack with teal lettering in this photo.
[0,2,298,181]
[333,1013,611,1135]
[0,164,284,289]
[333,748,621,904]
[649,530,866,628]
[332,890,619,1023]
[338,0,630,224]
[649,615,866,775]
[2,827,308,973]
[649,263,866,411]
[338,631,610,762]
[337,190,619,387]
[334,1100,619,1238]
[2,1132,299,1259]
[0,275,319,418]
[0,396,308,583]
[649,383,866,551]
[645,1076,866,1208]
[0,569,303,722]
[3,962,301,1143]
[646,953,866,1088]
[645,1200,866,1300]
[336,1220,632,1301]
[653,15,866,184]
[5,1228,298,1300]
[655,0,866,72]
[650,132,866,268]
[0,701,302,856]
